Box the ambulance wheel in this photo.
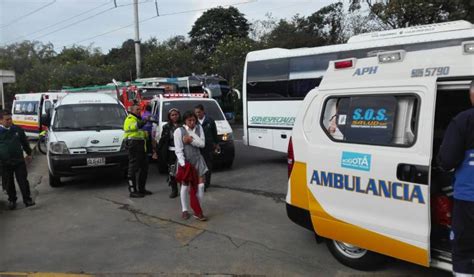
[49,172,62,187]
[326,239,385,270]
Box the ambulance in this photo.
[12,92,66,137]
[286,23,474,271]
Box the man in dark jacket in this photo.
[0,110,35,210]
[195,104,219,189]
[437,81,474,275]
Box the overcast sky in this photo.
[0,0,336,52]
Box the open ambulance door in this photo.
[303,78,436,269]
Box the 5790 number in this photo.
[411,66,450,78]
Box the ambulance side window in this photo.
[322,95,418,147]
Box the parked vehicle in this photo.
[12,92,66,138]
[286,20,474,272]
[149,94,235,172]
[44,93,128,187]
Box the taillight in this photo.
[334,59,354,69]
[288,136,294,178]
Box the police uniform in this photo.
[438,107,474,275]
[0,124,35,209]
[123,112,150,197]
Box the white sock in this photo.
[197,183,205,204]
[180,184,189,212]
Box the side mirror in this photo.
[232,88,241,100]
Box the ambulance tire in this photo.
[326,239,385,270]
[49,172,62,187]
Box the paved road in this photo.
[0,127,448,276]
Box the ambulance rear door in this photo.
[305,77,436,267]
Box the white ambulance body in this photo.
[287,24,474,271]
[12,92,66,137]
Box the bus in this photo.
[243,20,474,153]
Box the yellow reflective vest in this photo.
[123,113,148,140]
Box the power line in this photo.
[30,0,152,41]
[3,1,112,45]
[61,0,258,48]
[0,0,57,29]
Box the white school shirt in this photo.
[173,125,205,166]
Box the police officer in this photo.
[123,105,151,198]
[0,110,35,210]
[437,81,474,276]
[194,104,219,190]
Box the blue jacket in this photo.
[438,107,474,201]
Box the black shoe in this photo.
[24,200,36,207]
[8,201,16,210]
[169,190,178,198]
[139,189,153,195]
[130,192,145,198]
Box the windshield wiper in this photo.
[53,126,84,131]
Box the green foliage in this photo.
[210,37,257,89]
[0,2,472,110]
[189,6,250,57]
[351,0,474,28]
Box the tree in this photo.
[210,37,257,88]
[189,6,250,56]
[142,36,203,78]
[351,0,474,29]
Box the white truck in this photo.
[45,93,128,187]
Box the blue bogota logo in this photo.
[341,151,371,171]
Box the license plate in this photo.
[86,157,106,167]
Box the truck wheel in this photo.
[49,172,62,187]
[326,239,385,270]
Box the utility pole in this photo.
[133,0,141,79]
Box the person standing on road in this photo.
[141,104,154,156]
[194,104,219,190]
[174,111,208,221]
[437,81,474,276]
[123,105,152,198]
[157,108,181,198]
[0,110,35,210]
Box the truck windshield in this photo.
[161,100,225,122]
[53,104,127,131]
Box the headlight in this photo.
[49,141,69,155]
[221,133,233,141]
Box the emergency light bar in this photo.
[162,93,209,98]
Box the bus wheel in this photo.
[49,172,62,187]
[326,239,385,270]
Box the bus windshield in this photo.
[53,104,127,131]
